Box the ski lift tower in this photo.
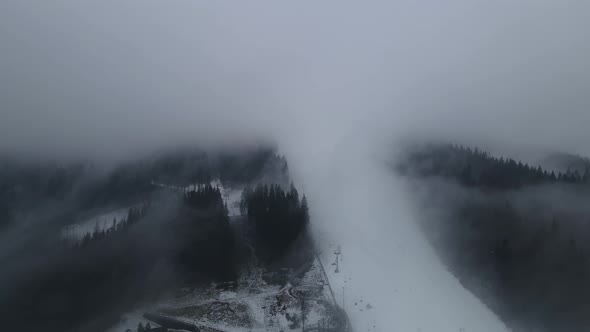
[333,246,341,273]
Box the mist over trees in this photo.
[398,143,590,188]
[0,145,311,332]
[0,146,287,229]
[399,143,590,331]
[0,178,235,331]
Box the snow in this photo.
[108,257,339,332]
[211,179,243,217]
[152,179,244,217]
[61,205,137,241]
[295,137,509,332]
[105,306,162,332]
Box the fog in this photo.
[2,1,590,331]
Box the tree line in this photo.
[0,146,287,230]
[399,143,590,189]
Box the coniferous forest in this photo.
[0,146,311,332]
[398,143,590,331]
[397,143,590,188]
[240,183,311,264]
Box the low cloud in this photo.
[1,1,589,331]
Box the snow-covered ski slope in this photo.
[289,137,508,332]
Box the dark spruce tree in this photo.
[240,183,311,264]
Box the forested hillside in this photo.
[0,146,287,230]
[398,143,590,331]
[398,143,590,188]
[0,146,311,332]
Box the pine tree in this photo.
[301,194,309,224]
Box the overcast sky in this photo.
[1,1,589,161]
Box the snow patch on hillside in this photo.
[61,205,138,241]
[152,179,243,217]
